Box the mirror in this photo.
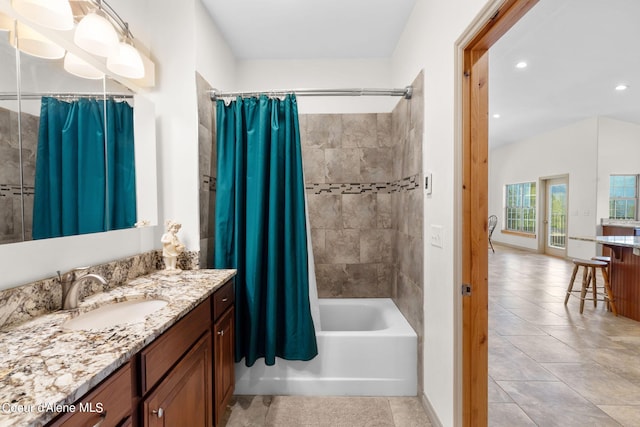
[0,21,155,245]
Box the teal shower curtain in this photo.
[33,97,136,239]
[214,94,318,367]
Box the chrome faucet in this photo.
[57,267,108,310]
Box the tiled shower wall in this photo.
[0,106,37,244]
[301,70,424,389]
[196,72,216,268]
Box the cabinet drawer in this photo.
[213,280,234,321]
[49,362,132,427]
[140,298,211,394]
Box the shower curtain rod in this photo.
[0,92,134,101]
[210,86,413,101]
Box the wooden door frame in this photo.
[458,1,538,426]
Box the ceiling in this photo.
[201,0,639,147]
[489,0,640,147]
[200,0,417,59]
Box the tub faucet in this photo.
[58,267,108,310]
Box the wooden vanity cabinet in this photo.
[47,278,235,427]
[142,333,212,427]
[212,280,235,426]
[48,361,134,427]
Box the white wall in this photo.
[0,0,237,289]
[390,1,494,425]
[596,117,640,221]
[236,59,395,114]
[489,118,599,259]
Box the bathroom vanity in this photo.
[0,269,236,427]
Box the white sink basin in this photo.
[63,298,168,331]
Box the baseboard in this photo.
[420,392,443,427]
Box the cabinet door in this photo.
[214,307,235,426]
[48,362,132,427]
[143,333,212,427]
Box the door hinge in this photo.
[461,284,472,296]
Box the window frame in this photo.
[504,181,537,235]
[609,174,639,220]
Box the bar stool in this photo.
[591,256,612,311]
[564,258,618,316]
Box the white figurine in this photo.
[161,220,185,272]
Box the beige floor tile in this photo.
[223,395,272,427]
[388,396,432,427]
[488,378,512,403]
[598,405,640,427]
[264,396,395,427]
[518,403,621,427]
[542,362,640,405]
[497,380,590,406]
[504,335,582,362]
[488,403,535,426]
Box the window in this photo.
[505,182,536,234]
[609,175,638,220]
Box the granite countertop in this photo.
[600,219,640,228]
[0,269,236,427]
[570,235,640,249]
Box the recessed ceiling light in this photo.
[615,84,629,91]
[515,61,527,69]
[493,114,501,118]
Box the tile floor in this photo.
[489,245,640,426]
[220,395,432,427]
[219,244,640,426]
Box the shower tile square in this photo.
[314,264,346,297]
[307,195,342,229]
[360,229,393,263]
[377,113,393,147]
[310,229,327,264]
[360,148,394,182]
[324,229,360,264]
[376,194,393,229]
[342,114,378,148]
[325,148,361,183]
[301,147,325,184]
[305,114,342,149]
[342,263,381,297]
[342,194,376,229]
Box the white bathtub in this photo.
[234,298,417,396]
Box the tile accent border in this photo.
[0,185,35,197]
[306,173,420,195]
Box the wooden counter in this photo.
[571,235,640,321]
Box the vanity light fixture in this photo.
[73,6,119,57]
[0,12,13,32]
[64,52,105,79]
[515,61,527,69]
[15,21,65,59]
[12,0,74,31]
[615,84,629,91]
[106,25,144,79]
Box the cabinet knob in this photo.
[222,297,229,302]
[152,408,164,418]
[218,330,224,336]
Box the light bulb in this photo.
[74,11,119,57]
[16,22,65,59]
[107,41,144,79]
[12,0,74,31]
[64,52,105,80]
